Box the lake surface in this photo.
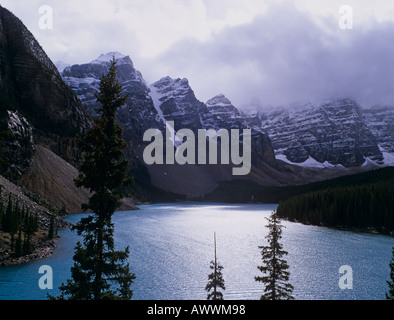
[0,203,393,300]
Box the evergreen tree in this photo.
[22,232,31,255]
[15,226,23,257]
[255,211,294,300]
[53,58,135,300]
[2,195,12,233]
[205,232,225,300]
[48,215,55,240]
[386,247,394,300]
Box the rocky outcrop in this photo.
[0,111,34,180]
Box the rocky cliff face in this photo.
[246,99,385,168]
[0,111,34,179]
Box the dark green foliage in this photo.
[0,191,37,257]
[15,226,23,257]
[205,233,225,300]
[206,167,394,204]
[206,261,225,300]
[387,248,394,300]
[54,58,135,300]
[48,215,55,240]
[255,211,294,300]
[277,177,394,232]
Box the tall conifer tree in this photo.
[255,211,294,300]
[54,58,135,300]
[205,232,226,300]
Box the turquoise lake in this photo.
[0,203,393,300]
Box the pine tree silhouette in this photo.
[205,232,226,300]
[255,211,294,300]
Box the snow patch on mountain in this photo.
[276,154,347,169]
[149,84,166,125]
[381,152,394,166]
[149,83,181,146]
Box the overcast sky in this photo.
[2,0,394,109]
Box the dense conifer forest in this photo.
[277,167,394,232]
[0,191,39,257]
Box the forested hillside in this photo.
[277,167,394,233]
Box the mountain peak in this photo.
[90,52,134,67]
[95,51,126,61]
[206,94,232,107]
[206,94,240,119]
[154,76,189,86]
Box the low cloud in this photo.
[149,4,394,109]
[3,0,394,109]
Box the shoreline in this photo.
[280,217,394,236]
[0,221,73,268]
[0,236,60,267]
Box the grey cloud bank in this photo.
[3,1,394,110]
[151,4,394,109]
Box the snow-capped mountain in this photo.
[61,52,162,143]
[92,52,127,64]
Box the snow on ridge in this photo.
[277,152,394,170]
[94,52,126,62]
[151,77,191,103]
[89,52,134,67]
[276,154,347,169]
